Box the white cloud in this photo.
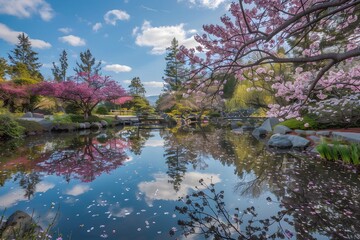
[138,172,221,205]
[0,23,51,49]
[42,63,52,68]
[59,35,86,46]
[58,27,72,34]
[104,64,132,73]
[179,0,227,9]
[0,182,55,208]
[109,204,133,218]
[134,20,198,55]
[144,139,164,147]
[92,22,102,32]
[0,0,54,21]
[104,9,130,25]
[65,184,90,196]
[143,81,164,88]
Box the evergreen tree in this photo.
[74,49,102,77]
[128,77,146,97]
[8,33,43,80]
[0,57,8,81]
[52,50,68,82]
[163,38,187,91]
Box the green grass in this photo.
[278,115,318,130]
[316,139,360,165]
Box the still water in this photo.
[0,126,359,239]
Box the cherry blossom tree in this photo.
[36,73,128,119]
[178,0,360,119]
[0,81,29,112]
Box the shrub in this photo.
[208,111,221,118]
[0,114,25,139]
[16,119,45,134]
[278,115,318,130]
[68,114,101,123]
[96,106,109,115]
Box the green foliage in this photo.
[68,114,101,123]
[316,140,360,165]
[0,57,8,81]
[222,74,237,99]
[225,80,273,112]
[128,77,146,97]
[278,115,318,130]
[163,38,187,92]
[0,114,25,139]
[8,33,43,80]
[74,49,101,76]
[64,102,82,114]
[52,114,73,124]
[96,106,109,115]
[16,119,45,134]
[52,50,68,82]
[208,111,221,118]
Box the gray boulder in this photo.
[32,113,44,118]
[84,122,91,129]
[285,135,310,149]
[268,134,293,149]
[309,135,321,143]
[260,118,279,132]
[91,122,102,129]
[316,131,331,137]
[22,112,33,118]
[1,211,42,240]
[252,127,267,139]
[294,129,305,135]
[79,123,86,129]
[305,130,316,135]
[273,125,292,134]
[97,133,108,139]
[100,120,108,127]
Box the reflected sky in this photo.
[0,127,359,239]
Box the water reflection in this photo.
[138,172,221,204]
[0,127,359,239]
[169,130,360,239]
[37,135,129,182]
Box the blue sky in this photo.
[0,0,231,96]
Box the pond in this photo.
[0,126,359,239]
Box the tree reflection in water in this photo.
[37,134,130,182]
[167,129,360,239]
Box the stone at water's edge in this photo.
[0,211,42,240]
[260,118,280,132]
[22,112,33,118]
[285,135,310,149]
[332,132,360,143]
[268,134,293,149]
[91,122,102,129]
[273,125,292,134]
[316,131,331,137]
[309,135,321,144]
[252,127,267,139]
[100,120,108,127]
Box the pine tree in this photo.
[163,38,187,92]
[52,50,68,82]
[128,77,146,97]
[8,33,43,80]
[74,49,102,77]
[0,57,8,81]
